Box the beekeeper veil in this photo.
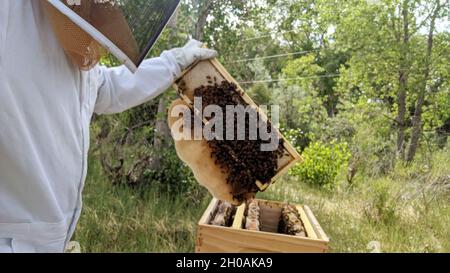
[42,0,181,72]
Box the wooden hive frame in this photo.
[173,58,302,192]
[196,198,329,253]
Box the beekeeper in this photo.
[0,0,217,253]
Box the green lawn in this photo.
[74,150,450,253]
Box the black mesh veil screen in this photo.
[60,0,181,67]
[120,0,181,64]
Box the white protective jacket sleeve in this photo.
[94,51,181,115]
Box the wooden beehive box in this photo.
[173,58,302,191]
[196,198,329,253]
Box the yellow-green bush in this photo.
[290,141,351,189]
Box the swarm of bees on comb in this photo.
[189,77,285,202]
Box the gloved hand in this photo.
[167,99,254,206]
[169,39,218,71]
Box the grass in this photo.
[74,149,450,253]
[73,156,211,252]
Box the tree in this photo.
[396,0,411,158]
[193,0,215,40]
[333,0,449,162]
[406,0,448,162]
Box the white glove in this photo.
[169,39,218,71]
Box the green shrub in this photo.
[290,141,351,189]
[90,94,205,198]
[141,145,202,197]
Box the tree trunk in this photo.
[396,72,407,157]
[194,0,215,41]
[406,2,440,162]
[150,96,171,169]
[395,0,410,159]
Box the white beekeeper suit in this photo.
[0,1,216,253]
